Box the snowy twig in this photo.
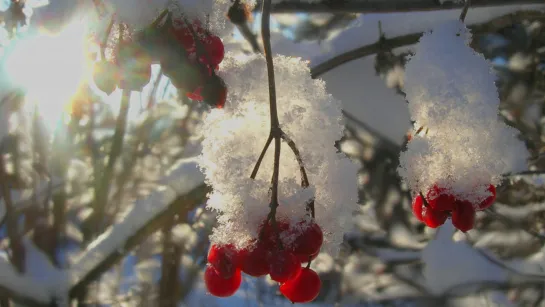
[69,169,209,299]
[485,208,545,243]
[310,10,545,78]
[228,0,261,53]
[466,233,545,280]
[271,0,544,13]
[310,33,421,78]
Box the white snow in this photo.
[397,20,529,204]
[421,221,508,295]
[199,54,359,255]
[0,251,51,304]
[64,157,204,291]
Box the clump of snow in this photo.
[198,54,358,256]
[398,20,528,204]
[104,0,238,36]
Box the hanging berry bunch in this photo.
[92,4,228,109]
[136,10,227,108]
[198,0,358,302]
[398,19,529,232]
[204,218,323,302]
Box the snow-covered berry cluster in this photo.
[204,217,322,302]
[198,54,358,255]
[412,184,496,231]
[398,20,529,232]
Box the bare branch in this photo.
[310,10,545,78]
[271,0,544,14]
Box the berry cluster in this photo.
[204,218,323,303]
[93,10,227,109]
[412,184,496,232]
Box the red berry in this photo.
[477,184,496,210]
[207,244,241,279]
[290,220,323,259]
[204,265,241,297]
[200,35,225,67]
[426,185,456,211]
[171,24,195,52]
[412,195,424,222]
[259,219,290,249]
[186,87,203,101]
[297,251,318,264]
[215,85,227,109]
[452,200,476,232]
[240,241,270,277]
[93,60,118,95]
[422,206,448,228]
[280,268,321,303]
[268,250,301,283]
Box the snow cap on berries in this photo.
[198,54,358,256]
[398,20,528,204]
[104,0,235,35]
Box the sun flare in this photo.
[4,19,93,130]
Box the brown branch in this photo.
[310,10,545,78]
[271,0,544,13]
[459,0,472,22]
[158,217,182,307]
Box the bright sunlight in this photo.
[4,19,92,131]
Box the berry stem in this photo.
[419,192,429,208]
[250,134,273,179]
[260,0,282,228]
[280,132,309,188]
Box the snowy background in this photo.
[0,0,544,306]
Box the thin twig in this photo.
[485,208,545,243]
[250,134,273,179]
[280,132,309,187]
[310,11,545,78]
[459,0,471,22]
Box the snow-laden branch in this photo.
[271,0,545,13]
[310,10,545,78]
[66,157,208,299]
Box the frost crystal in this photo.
[398,20,529,204]
[198,54,358,256]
